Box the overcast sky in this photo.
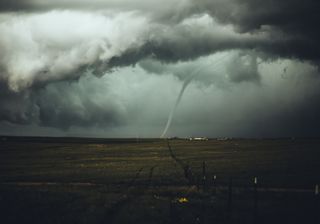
[0,0,320,138]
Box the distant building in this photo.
[217,137,231,141]
[189,137,208,141]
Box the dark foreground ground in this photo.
[0,137,320,224]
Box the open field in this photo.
[0,137,320,223]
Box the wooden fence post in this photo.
[227,177,233,221]
[213,175,217,195]
[253,177,258,224]
[196,175,200,191]
[228,177,233,209]
[315,184,319,224]
[202,161,206,192]
[170,198,178,224]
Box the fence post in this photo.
[202,161,206,192]
[228,177,233,209]
[253,177,258,224]
[213,175,217,195]
[315,184,319,224]
[225,177,233,223]
[201,196,206,224]
[170,198,178,224]
[196,175,200,191]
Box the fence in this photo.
[167,160,319,224]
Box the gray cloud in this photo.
[0,2,318,92]
[0,67,178,132]
[0,11,267,92]
[0,74,126,130]
[198,0,320,60]
[226,52,260,83]
[0,11,149,91]
[1,0,320,137]
[1,59,320,137]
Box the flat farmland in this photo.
[0,137,320,224]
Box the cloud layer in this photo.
[0,0,320,137]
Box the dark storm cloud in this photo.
[1,0,320,136]
[0,74,127,129]
[95,0,320,69]
[1,1,319,91]
[0,11,266,92]
[200,0,319,33]
[0,1,31,11]
[198,0,320,60]
[0,0,190,16]
[1,0,319,62]
[1,56,320,137]
[34,81,126,129]
[0,82,36,125]
[226,52,260,83]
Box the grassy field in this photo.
[0,137,319,223]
